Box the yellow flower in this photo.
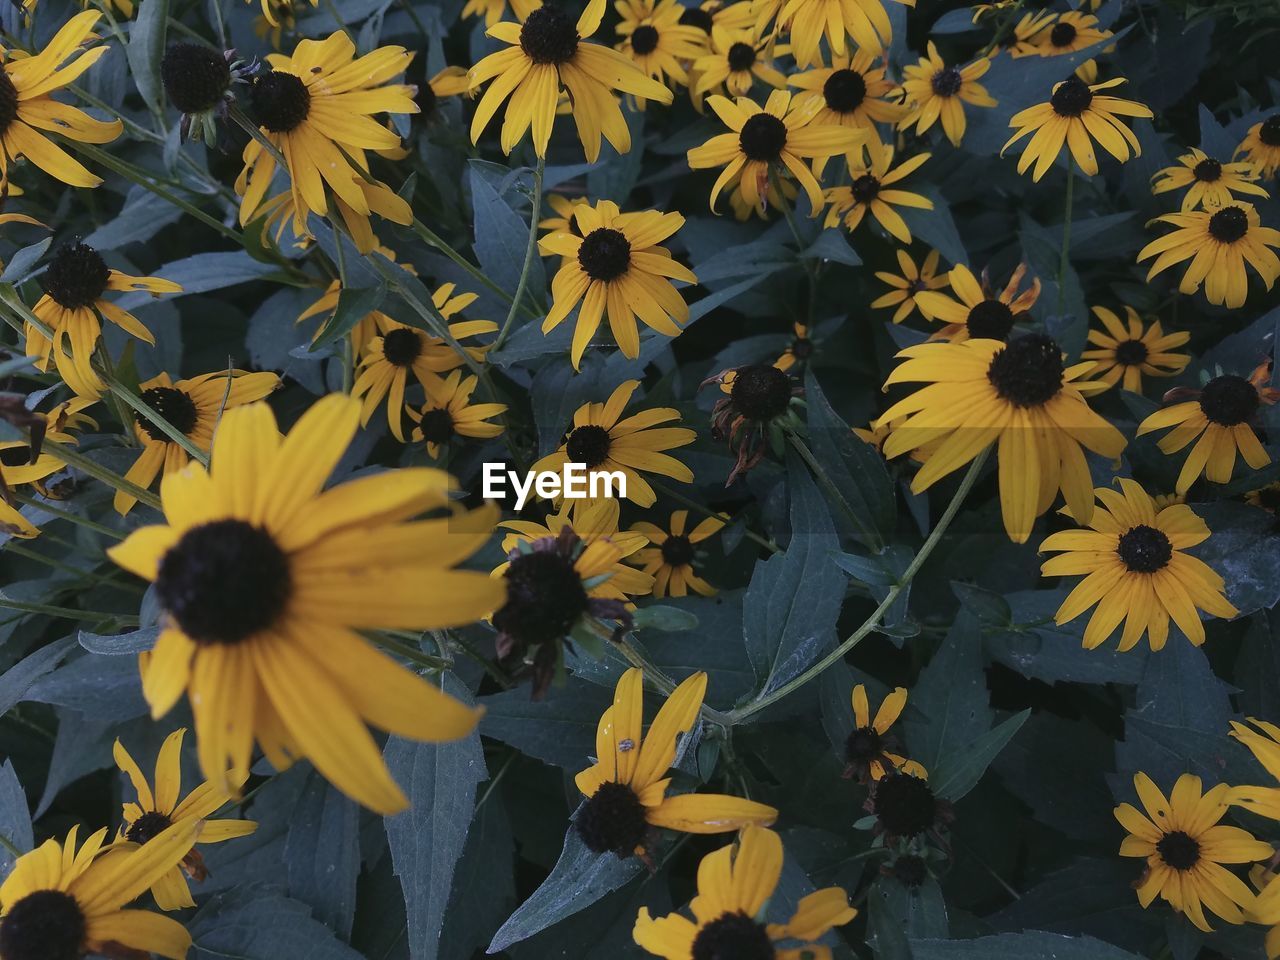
[898,42,995,147]
[615,0,706,96]
[106,394,504,813]
[1115,772,1269,932]
[628,510,723,597]
[408,370,508,458]
[1039,479,1237,651]
[0,822,199,959]
[915,262,1040,343]
[468,0,673,161]
[27,242,181,400]
[532,379,695,507]
[0,433,75,538]
[1227,718,1280,821]
[1137,369,1277,494]
[844,684,925,782]
[415,65,473,122]
[788,50,905,142]
[823,142,932,244]
[767,0,901,66]
[688,90,863,217]
[461,0,539,28]
[1081,306,1190,393]
[114,728,258,910]
[249,0,316,26]
[1151,148,1270,212]
[1137,202,1280,309]
[0,12,123,188]
[876,334,1126,543]
[1236,113,1280,179]
[871,248,947,323]
[1003,76,1151,181]
[540,200,695,369]
[1017,10,1112,57]
[1249,865,1280,960]
[773,320,813,371]
[691,26,785,99]
[633,825,855,956]
[236,33,416,252]
[575,669,778,857]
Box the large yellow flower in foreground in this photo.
[575,669,777,857]
[540,200,695,369]
[0,12,122,188]
[1040,480,1237,651]
[468,0,673,161]
[633,825,856,958]
[106,393,505,814]
[0,822,199,960]
[899,42,995,147]
[876,334,1126,543]
[1115,772,1269,932]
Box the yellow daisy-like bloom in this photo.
[788,50,905,143]
[872,248,947,324]
[633,825,856,958]
[249,0,316,26]
[575,669,778,857]
[1115,772,1269,932]
[915,262,1040,343]
[235,33,416,251]
[768,0,900,66]
[1018,10,1111,56]
[540,193,593,235]
[353,284,497,441]
[688,90,863,217]
[898,42,995,147]
[1136,369,1277,494]
[532,379,696,507]
[115,369,280,516]
[1227,718,1280,821]
[1236,114,1280,179]
[1152,148,1270,212]
[1081,306,1190,393]
[1137,202,1280,309]
[1250,866,1280,960]
[0,821,199,960]
[1003,76,1152,181]
[844,684,922,782]
[0,12,123,188]
[540,200,695,370]
[774,320,813,371]
[408,370,508,459]
[1039,480,1237,651]
[468,0,673,162]
[1004,10,1060,54]
[616,0,706,96]
[114,728,258,910]
[0,433,77,538]
[27,242,181,400]
[823,142,932,244]
[876,334,1127,543]
[106,393,505,814]
[628,510,723,597]
[252,0,297,49]
[692,26,785,99]
[462,0,539,28]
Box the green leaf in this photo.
[0,760,31,875]
[0,239,51,284]
[126,0,169,116]
[0,636,76,716]
[911,932,1147,959]
[479,676,612,769]
[310,285,387,350]
[78,626,158,656]
[468,160,545,316]
[929,709,1030,802]
[631,604,699,632]
[188,884,366,960]
[801,229,862,266]
[904,611,993,773]
[1191,502,1280,616]
[84,186,183,250]
[873,876,949,942]
[284,772,360,939]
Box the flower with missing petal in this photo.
[408,371,508,458]
[915,262,1040,344]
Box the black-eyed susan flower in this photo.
[0,821,199,960]
[1137,369,1277,494]
[898,42,995,147]
[788,50,904,141]
[408,371,507,458]
[823,143,932,245]
[539,200,695,369]
[876,334,1127,543]
[540,193,592,236]
[114,728,257,910]
[1082,306,1190,393]
[687,91,863,217]
[249,0,315,26]
[576,669,777,858]
[1019,10,1111,57]
[1228,718,1280,821]
[872,248,947,324]
[774,320,813,371]
[844,684,923,783]
[1250,867,1280,960]
[160,42,245,145]
[1115,772,1269,932]
[915,262,1040,343]
[468,0,673,162]
[869,770,952,844]
[706,363,801,484]
[106,394,504,814]
[115,369,280,516]
[1003,76,1152,181]
[634,825,855,957]
[236,33,415,251]
[1151,148,1269,212]
[461,0,538,28]
[616,0,705,97]
[628,510,722,597]
[532,379,696,507]
[353,284,496,441]
[0,12,123,189]
[0,435,76,538]
[27,242,181,400]
[1137,203,1280,308]
[1039,480,1237,651]
[1237,113,1280,179]
[768,0,897,66]
[691,26,785,100]
[1002,9,1059,54]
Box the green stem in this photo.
[43,440,163,511]
[493,156,545,351]
[11,492,124,540]
[649,479,780,555]
[724,449,989,724]
[0,597,139,624]
[0,832,20,858]
[329,217,355,394]
[786,431,879,548]
[368,631,452,671]
[1057,156,1075,317]
[95,343,137,447]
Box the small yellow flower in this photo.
[408,371,508,458]
[823,142,932,244]
[898,42,995,147]
[871,248,947,323]
[628,510,723,597]
[1151,148,1270,212]
[1080,306,1190,393]
[1236,113,1280,179]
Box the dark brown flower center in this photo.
[730,364,792,420]
[126,810,174,844]
[738,113,787,161]
[850,174,881,204]
[1157,830,1201,870]
[844,725,883,762]
[416,82,438,117]
[1192,157,1222,182]
[986,333,1064,408]
[630,24,660,55]
[691,912,775,960]
[873,773,938,838]
[1260,114,1280,147]
[660,534,695,567]
[565,424,612,467]
[891,854,929,887]
[251,70,311,133]
[137,387,199,441]
[493,547,589,647]
[383,328,424,366]
[1208,206,1248,244]
[575,780,649,857]
[417,407,454,445]
[823,68,867,113]
[791,337,813,360]
[1199,374,1259,426]
[0,71,18,137]
[578,227,632,282]
[727,42,756,72]
[966,299,1015,341]
[1051,75,1093,117]
[931,66,963,97]
[1114,339,1148,365]
[45,242,110,310]
[0,890,86,960]
[161,42,232,114]
[1117,524,1172,573]
[155,519,293,645]
[1049,21,1077,47]
[520,5,580,64]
